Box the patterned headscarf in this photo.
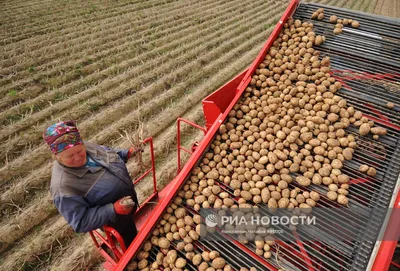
[43,120,83,154]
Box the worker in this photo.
[43,120,141,247]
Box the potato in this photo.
[184,243,194,252]
[175,208,186,219]
[337,195,349,205]
[176,242,185,251]
[195,195,206,204]
[268,198,278,209]
[137,251,149,260]
[387,102,395,109]
[192,254,202,266]
[329,15,338,23]
[351,20,360,28]
[241,191,253,201]
[212,258,226,269]
[312,174,322,185]
[207,170,219,179]
[296,176,311,186]
[192,215,201,225]
[199,262,209,271]
[306,198,316,207]
[202,251,211,261]
[327,191,338,201]
[138,259,148,269]
[333,28,342,35]
[359,123,371,136]
[278,198,290,208]
[314,35,324,46]
[143,240,152,252]
[359,164,369,173]
[310,191,320,201]
[166,250,178,264]
[367,167,377,177]
[328,184,338,192]
[371,127,387,135]
[261,188,271,203]
[209,251,220,260]
[337,188,349,195]
[158,237,171,249]
[311,12,318,19]
[175,258,187,268]
[126,261,138,271]
[342,148,353,160]
[331,159,343,169]
[337,174,349,184]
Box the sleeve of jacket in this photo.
[100,145,129,163]
[54,194,117,233]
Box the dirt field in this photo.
[0,0,397,270]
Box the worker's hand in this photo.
[127,146,143,159]
[113,196,135,215]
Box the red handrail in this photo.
[176,117,207,173]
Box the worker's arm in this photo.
[54,194,117,233]
[100,145,129,163]
[100,145,142,163]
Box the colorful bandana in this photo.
[43,121,83,154]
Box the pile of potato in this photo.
[126,14,388,270]
[126,189,236,271]
[310,7,360,35]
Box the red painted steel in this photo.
[202,69,248,130]
[371,189,400,271]
[391,261,400,269]
[293,230,316,271]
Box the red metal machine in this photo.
[93,1,400,270]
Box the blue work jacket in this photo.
[50,141,138,233]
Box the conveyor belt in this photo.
[293,3,400,271]
[132,2,400,271]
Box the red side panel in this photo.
[371,189,400,271]
[202,69,248,130]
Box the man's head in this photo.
[43,120,87,167]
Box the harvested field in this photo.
[0,0,396,270]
